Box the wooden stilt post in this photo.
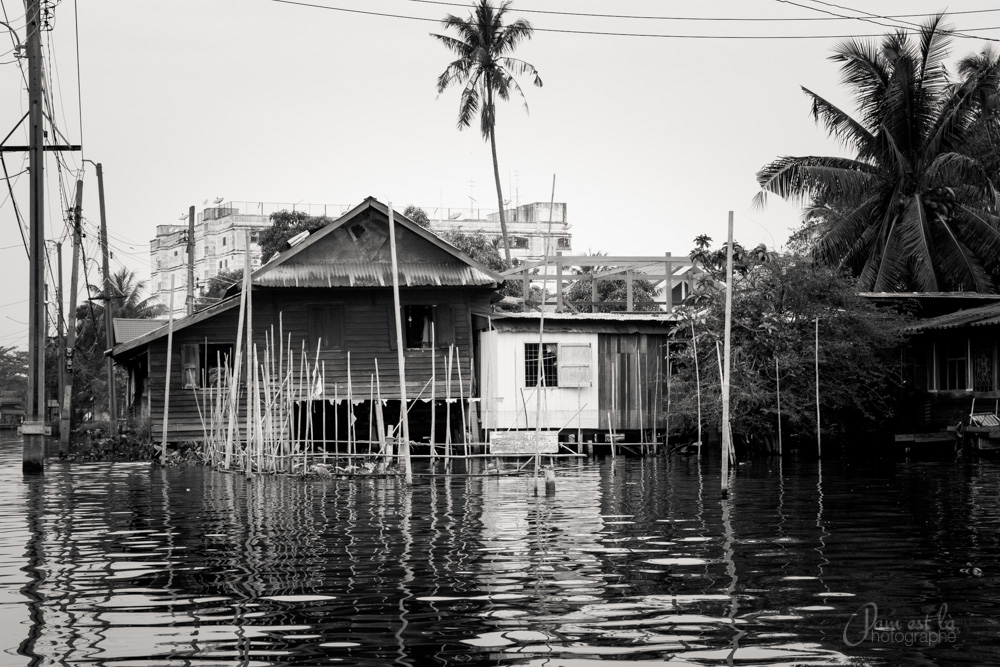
[430,323,436,464]
[160,276,176,465]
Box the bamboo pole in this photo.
[457,348,468,459]
[776,357,782,456]
[815,317,821,458]
[721,212,734,498]
[611,360,617,458]
[387,202,411,481]
[637,352,644,447]
[160,276,176,465]
[334,382,339,468]
[430,322,437,464]
[665,351,671,453]
[347,351,354,459]
[446,346,453,458]
[225,264,250,470]
[322,361,327,464]
[245,230,254,469]
[692,322,702,457]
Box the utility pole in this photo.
[186,205,195,316]
[23,0,47,472]
[59,180,83,453]
[96,164,117,430]
[54,241,64,452]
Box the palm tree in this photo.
[755,15,1000,292]
[432,0,542,264]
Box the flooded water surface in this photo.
[1,436,998,666]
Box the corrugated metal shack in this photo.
[111,197,503,447]
[479,312,675,443]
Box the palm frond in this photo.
[801,87,876,155]
[754,155,876,209]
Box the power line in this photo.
[271,0,1000,41]
[402,0,1000,23]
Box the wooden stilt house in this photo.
[478,312,675,445]
[111,197,503,447]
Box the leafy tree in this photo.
[668,241,910,451]
[196,268,243,310]
[756,15,1000,292]
[432,0,542,265]
[441,230,525,306]
[564,251,660,313]
[403,205,431,228]
[0,345,27,398]
[73,269,165,423]
[259,210,335,263]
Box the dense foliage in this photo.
[403,205,431,228]
[667,240,910,451]
[195,268,243,310]
[258,210,335,263]
[564,252,660,312]
[432,0,541,263]
[756,15,1000,292]
[0,346,27,399]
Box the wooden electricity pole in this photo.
[59,181,83,454]
[22,0,47,471]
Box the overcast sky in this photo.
[2,1,999,348]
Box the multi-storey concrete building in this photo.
[425,201,571,262]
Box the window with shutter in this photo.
[558,343,592,387]
[309,304,346,349]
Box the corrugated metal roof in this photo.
[113,318,169,345]
[254,262,499,288]
[489,311,676,334]
[862,292,1000,300]
[905,302,1000,332]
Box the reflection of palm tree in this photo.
[432,0,542,265]
[755,15,1000,292]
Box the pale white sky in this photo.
[2,1,999,348]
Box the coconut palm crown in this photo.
[755,15,1000,292]
[432,0,542,264]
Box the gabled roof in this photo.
[111,295,242,359]
[251,197,503,289]
[905,301,1000,333]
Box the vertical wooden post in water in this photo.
[815,317,821,457]
[692,321,702,457]
[721,211,734,498]
[244,230,254,468]
[387,203,412,481]
[776,357,782,456]
[161,276,176,465]
[430,323,436,465]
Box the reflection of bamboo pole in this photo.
[160,276,175,465]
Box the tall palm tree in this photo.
[755,15,1000,292]
[432,0,542,264]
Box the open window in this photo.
[391,304,454,349]
[182,342,235,389]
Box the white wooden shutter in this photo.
[558,343,592,387]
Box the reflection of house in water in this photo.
[474,473,607,596]
[112,198,503,447]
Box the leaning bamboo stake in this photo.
[322,360,327,464]
[334,382,339,468]
[225,266,250,470]
[457,348,468,459]
[387,201,411,481]
[160,276,176,465]
[445,346,453,458]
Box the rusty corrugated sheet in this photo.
[253,262,498,288]
[905,303,1000,332]
[113,318,169,345]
